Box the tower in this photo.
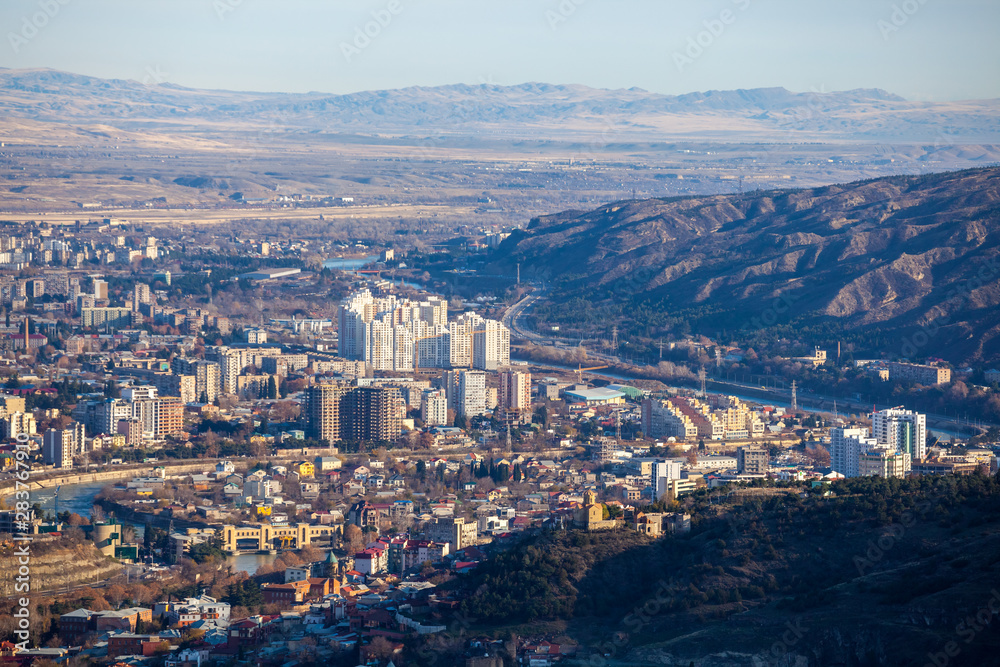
[699,367,707,397]
[611,326,619,354]
[791,380,797,411]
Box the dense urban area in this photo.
[0,215,996,667]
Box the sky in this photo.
[1,0,998,101]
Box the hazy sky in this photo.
[2,0,998,100]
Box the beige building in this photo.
[887,362,951,385]
[221,522,339,553]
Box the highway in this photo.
[502,289,993,436]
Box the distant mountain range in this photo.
[2,68,999,142]
[489,167,1000,365]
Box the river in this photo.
[519,358,970,440]
[16,481,279,574]
[323,255,379,271]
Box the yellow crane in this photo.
[576,364,609,382]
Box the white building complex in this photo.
[830,408,924,478]
[872,407,926,462]
[420,389,449,427]
[338,290,509,372]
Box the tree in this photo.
[366,636,397,664]
[805,444,831,468]
[343,524,364,554]
[224,578,263,609]
[106,584,128,609]
[266,376,277,400]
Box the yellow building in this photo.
[294,461,315,478]
[573,490,618,531]
[222,522,339,553]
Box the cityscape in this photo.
[0,2,999,667]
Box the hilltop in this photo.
[489,167,1000,365]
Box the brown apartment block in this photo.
[305,383,402,444]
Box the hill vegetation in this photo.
[435,474,1000,666]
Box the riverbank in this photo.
[1,451,338,496]
[0,459,230,496]
[514,352,984,439]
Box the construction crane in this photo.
[576,364,609,382]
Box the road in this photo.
[502,288,618,363]
[36,563,154,596]
[503,289,994,435]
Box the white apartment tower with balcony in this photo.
[338,289,509,373]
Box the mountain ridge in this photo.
[489,167,1000,365]
[1,68,996,142]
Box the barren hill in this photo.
[490,167,1000,364]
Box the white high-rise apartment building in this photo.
[474,319,511,371]
[831,422,916,478]
[420,389,449,427]
[209,347,249,394]
[652,460,683,500]
[338,289,508,372]
[498,370,531,412]
[829,427,872,478]
[872,408,926,462]
[457,370,487,419]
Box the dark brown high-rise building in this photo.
[304,383,401,444]
[341,386,402,443]
[303,382,348,444]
